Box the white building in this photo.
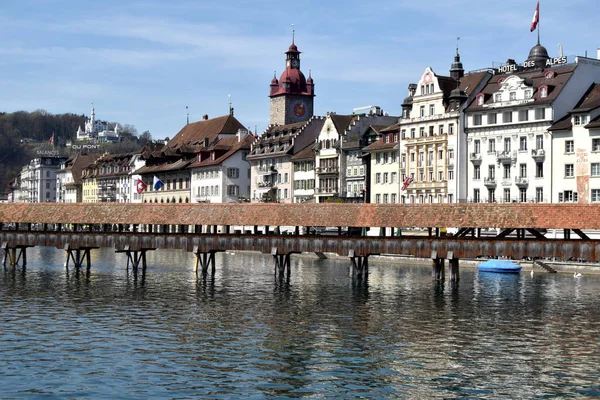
[13,154,67,202]
[363,125,400,204]
[190,130,253,203]
[56,153,101,203]
[76,105,119,142]
[549,83,600,203]
[464,45,600,204]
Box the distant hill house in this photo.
[75,105,120,143]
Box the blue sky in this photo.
[0,0,598,139]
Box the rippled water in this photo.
[0,247,599,399]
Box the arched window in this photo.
[172,197,176,203]
[160,198,164,203]
[185,197,189,203]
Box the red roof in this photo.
[167,115,246,149]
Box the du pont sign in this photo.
[496,56,568,74]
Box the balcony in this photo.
[469,152,482,163]
[531,148,545,160]
[257,181,275,188]
[340,191,364,199]
[496,150,517,163]
[412,180,447,190]
[515,176,529,187]
[316,187,338,195]
[484,177,496,187]
[315,166,339,174]
[501,179,512,187]
[257,165,277,175]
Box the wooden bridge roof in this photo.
[0,203,598,230]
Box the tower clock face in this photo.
[291,59,299,68]
[291,99,307,118]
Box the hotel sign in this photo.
[496,56,568,74]
[72,144,101,151]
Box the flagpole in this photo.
[537,1,540,45]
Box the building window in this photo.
[593,138,600,152]
[574,115,581,125]
[419,127,425,137]
[401,129,406,139]
[383,173,389,184]
[535,108,546,120]
[383,153,389,163]
[474,165,481,179]
[520,163,527,177]
[520,188,527,202]
[227,168,239,179]
[391,193,397,203]
[438,171,443,181]
[520,136,527,151]
[592,189,600,202]
[536,135,543,149]
[503,112,513,123]
[488,139,496,153]
[376,153,381,164]
[504,188,511,202]
[448,124,454,134]
[509,92,516,101]
[536,162,544,178]
[503,164,511,179]
[447,170,453,180]
[504,138,511,152]
[227,185,239,196]
[489,165,495,179]
[565,164,574,178]
[495,94,502,102]
[592,163,600,177]
[391,172,397,183]
[473,189,480,203]
[439,125,444,135]
[429,104,435,115]
[410,128,416,138]
[565,140,574,154]
[539,86,548,98]
[375,173,381,184]
[473,115,482,126]
[420,106,425,117]
[488,113,497,124]
[392,152,398,163]
[518,110,529,122]
[383,194,389,203]
[525,90,532,98]
[429,126,434,136]
[536,187,544,202]
[559,191,577,203]
[376,194,381,204]
[488,189,496,202]
[476,94,484,106]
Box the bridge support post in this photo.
[193,246,222,276]
[115,245,155,272]
[431,251,444,280]
[448,252,459,282]
[271,248,291,279]
[348,250,369,280]
[2,243,29,267]
[64,244,94,269]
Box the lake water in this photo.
[0,247,599,399]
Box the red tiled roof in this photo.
[2,203,600,229]
[188,135,253,168]
[167,115,246,149]
[291,143,315,160]
[330,114,356,134]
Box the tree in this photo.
[119,124,138,139]
[139,130,152,146]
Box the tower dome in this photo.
[526,43,550,69]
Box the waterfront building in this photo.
[363,124,400,204]
[291,143,317,203]
[137,113,246,203]
[549,83,600,203]
[81,153,141,203]
[189,130,253,203]
[56,153,101,203]
[76,105,120,142]
[248,36,320,203]
[248,117,323,203]
[12,155,67,203]
[399,49,490,204]
[464,44,600,203]
[314,110,398,203]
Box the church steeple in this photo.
[450,37,464,81]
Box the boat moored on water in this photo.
[477,259,522,274]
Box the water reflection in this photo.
[0,247,599,398]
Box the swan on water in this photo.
[574,271,582,278]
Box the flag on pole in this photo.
[530,1,539,32]
[136,179,147,194]
[48,133,54,144]
[401,176,414,191]
[153,176,164,190]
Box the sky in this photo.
[0,0,599,140]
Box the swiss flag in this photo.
[530,1,539,32]
[136,179,147,194]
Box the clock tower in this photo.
[269,34,315,126]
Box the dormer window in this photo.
[525,90,532,98]
[476,94,485,106]
[574,115,581,125]
[497,77,505,85]
[509,92,517,101]
[539,85,548,98]
[211,152,215,160]
[545,71,555,79]
[495,94,502,102]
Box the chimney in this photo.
[202,114,209,120]
[237,129,248,142]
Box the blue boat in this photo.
[477,259,522,274]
